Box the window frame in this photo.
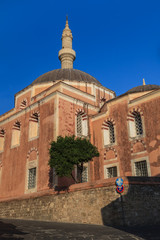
[25,158,38,194]
[76,113,82,136]
[75,163,89,183]
[0,129,5,152]
[128,110,145,139]
[102,120,116,147]
[104,163,119,179]
[28,112,40,141]
[81,164,89,183]
[28,167,36,189]
[75,111,88,137]
[11,121,21,148]
[131,157,151,177]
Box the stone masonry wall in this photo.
[0,177,160,227]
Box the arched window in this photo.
[102,120,115,146]
[29,112,39,139]
[25,148,39,193]
[128,110,143,138]
[0,129,5,152]
[76,110,88,137]
[11,121,21,147]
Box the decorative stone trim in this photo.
[102,118,115,129]
[0,127,6,132]
[100,96,106,103]
[27,147,39,159]
[75,109,87,121]
[127,107,143,121]
[104,147,117,160]
[12,120,21,130]
[131,139,146,153]
[0,128,6,136]
[20,99,27,110]
[29,111,40,120]
[75,108,84,115]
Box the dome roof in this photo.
[126,84,160,94]
[32,69,102,86]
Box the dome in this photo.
[126,84,160,94]
[32,69,102,86]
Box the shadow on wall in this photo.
[101,176,160,231]
[101,176,160,227]
[0,220,27,239]
[101,176,160,238]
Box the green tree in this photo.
[49,135,99,183]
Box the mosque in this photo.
[0,18,160,201]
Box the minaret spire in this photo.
[143,78,146,85]
[58,17,76,69]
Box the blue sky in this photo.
[0,0,160,115]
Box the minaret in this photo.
[143,78,146,85]
[58,16,76,69]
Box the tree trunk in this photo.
[71,172,78,183]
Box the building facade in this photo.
[0,19,160,201]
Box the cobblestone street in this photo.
[0,219,159,240]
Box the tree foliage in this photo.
[49,135,99,182]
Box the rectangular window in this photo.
[28,167,36,189]
[135,160,148,176]
[106,166,117,178]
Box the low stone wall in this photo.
[0,177,160,226]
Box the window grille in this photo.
[82,166,88,182]
[77,165,88,183]
[28,167,36,189]
[135,160,148,176]
[77,114,82,135]
[103,120,115,146]
[107,166,117,178]
[133,112,143,136]
[108,122,115,144]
